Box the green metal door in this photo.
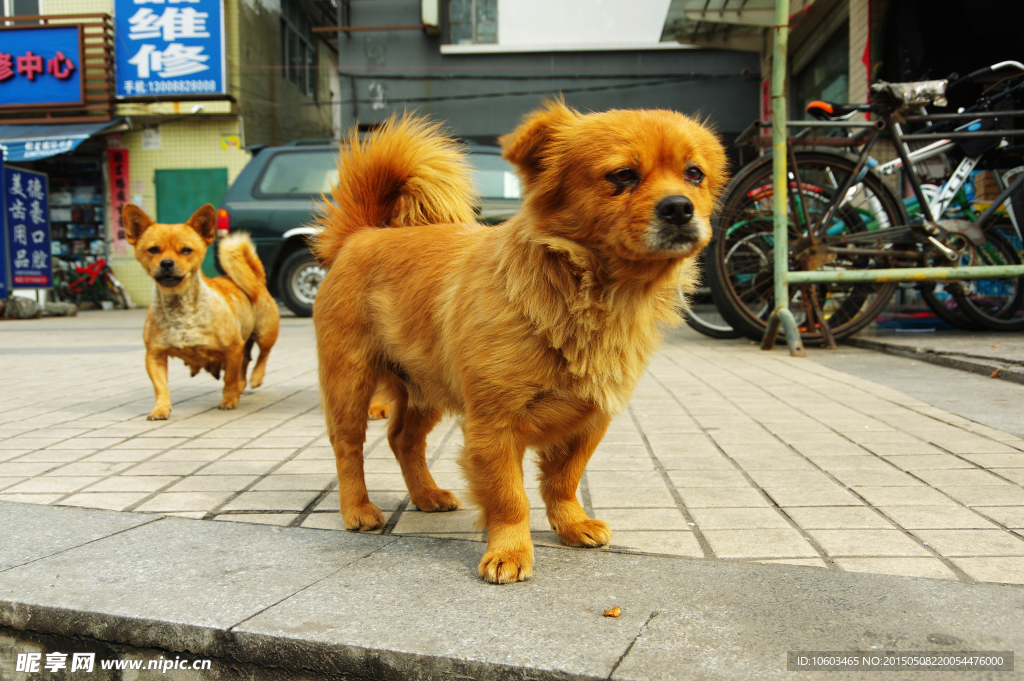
[154,168,229,276]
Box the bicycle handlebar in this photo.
[947,61,1024,92]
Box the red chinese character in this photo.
[46,51,75,80]
[16,52,44,81]
[0,53,13,81]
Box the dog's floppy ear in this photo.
[500,99,576,187]
[187,204,217,245]
[123,204,154,245]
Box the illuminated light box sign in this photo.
[115,0,226,98]
[0,25,85,109]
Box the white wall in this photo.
[497,0,672,47]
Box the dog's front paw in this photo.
[555,518,612,548]
[411,488,461,512]
[218,397,239,410]
[341,503,385,531]
[478,549,533,584]
[147,408,170,421]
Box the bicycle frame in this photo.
[777,117,1024,284]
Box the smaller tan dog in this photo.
[124,203,280,420]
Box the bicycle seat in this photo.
[805,100,871,121]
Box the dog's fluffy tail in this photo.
[218,232,266,302]
[312,114,478,266]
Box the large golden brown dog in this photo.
[313,102,726,583]
[124,204,280,420]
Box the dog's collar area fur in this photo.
[495,223,685,413]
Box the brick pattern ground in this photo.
[2,310,1023,586]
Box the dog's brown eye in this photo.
[181,247,193,255]
[607,168,640,186]
[686,167,705,184]
[148,246,160,254]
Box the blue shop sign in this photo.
[0,154,7,299]
[115,0,226,98]
[4,166,52,289]
[0,25,85,109]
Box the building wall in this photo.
[339,0,759,145]
[497,0,671,47]
[40,0,110,13]
[848,0,869,118]
[107,118,251,306]
[235,0,337,146]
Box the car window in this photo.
[257,150,340,197]
[467,152,521,199]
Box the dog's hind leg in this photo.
[239,338,254,393]
[249,297,280,390]
[385,376,460,512]
[537,414,613,548]
[461,417,533,583]
[322,360,383,531]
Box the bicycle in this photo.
[53,257,134,310]
[706,61,1024,344]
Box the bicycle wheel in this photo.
[708,150,906,344]
[950,229,1024,330]
[680,249,741,339]
[919,281,986,330]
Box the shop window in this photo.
[281,0,317,98]
[793,24,850,119]
[1,0,40,22]
[449,0,497,45]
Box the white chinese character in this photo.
[128,7,209,41]
[129,42,208,78]
[26,177,43,200]
[13,224,27,245]
[32,250,48,269]
[29,200,44,225]
[32,229,45,243]
[128,44,158,78]
[16,653,41,673]
[9,172,26,198]
[44,652,67,673]
[136,79,148,92]
[158,43,209,77]
[24,141,34,151]
[71,653,96,672]
[9,198,26,220]
[14,249,28,268]
[124,79,135,93]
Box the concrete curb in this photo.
[846,337,1024,385]
[2,502,1023,680]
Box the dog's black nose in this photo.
[160,259,174,270]
[656,196,694,225]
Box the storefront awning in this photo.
[0,119,128,163]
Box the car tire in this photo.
[278,248,325,317]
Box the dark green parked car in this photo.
[214,141,522,316]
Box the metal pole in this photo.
[761,0,805,356]
[787,264,1024,284]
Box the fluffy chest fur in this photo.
[145,278,243,353]
[493,228,689,415]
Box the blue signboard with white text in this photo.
[4,166,52,289]
[0,152,8,299]
[0,25,84,109]
[114,0,226,98]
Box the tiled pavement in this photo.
[2,309,1024,586]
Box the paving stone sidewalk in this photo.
[1,309,1023,586]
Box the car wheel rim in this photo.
[290,261,326,306]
